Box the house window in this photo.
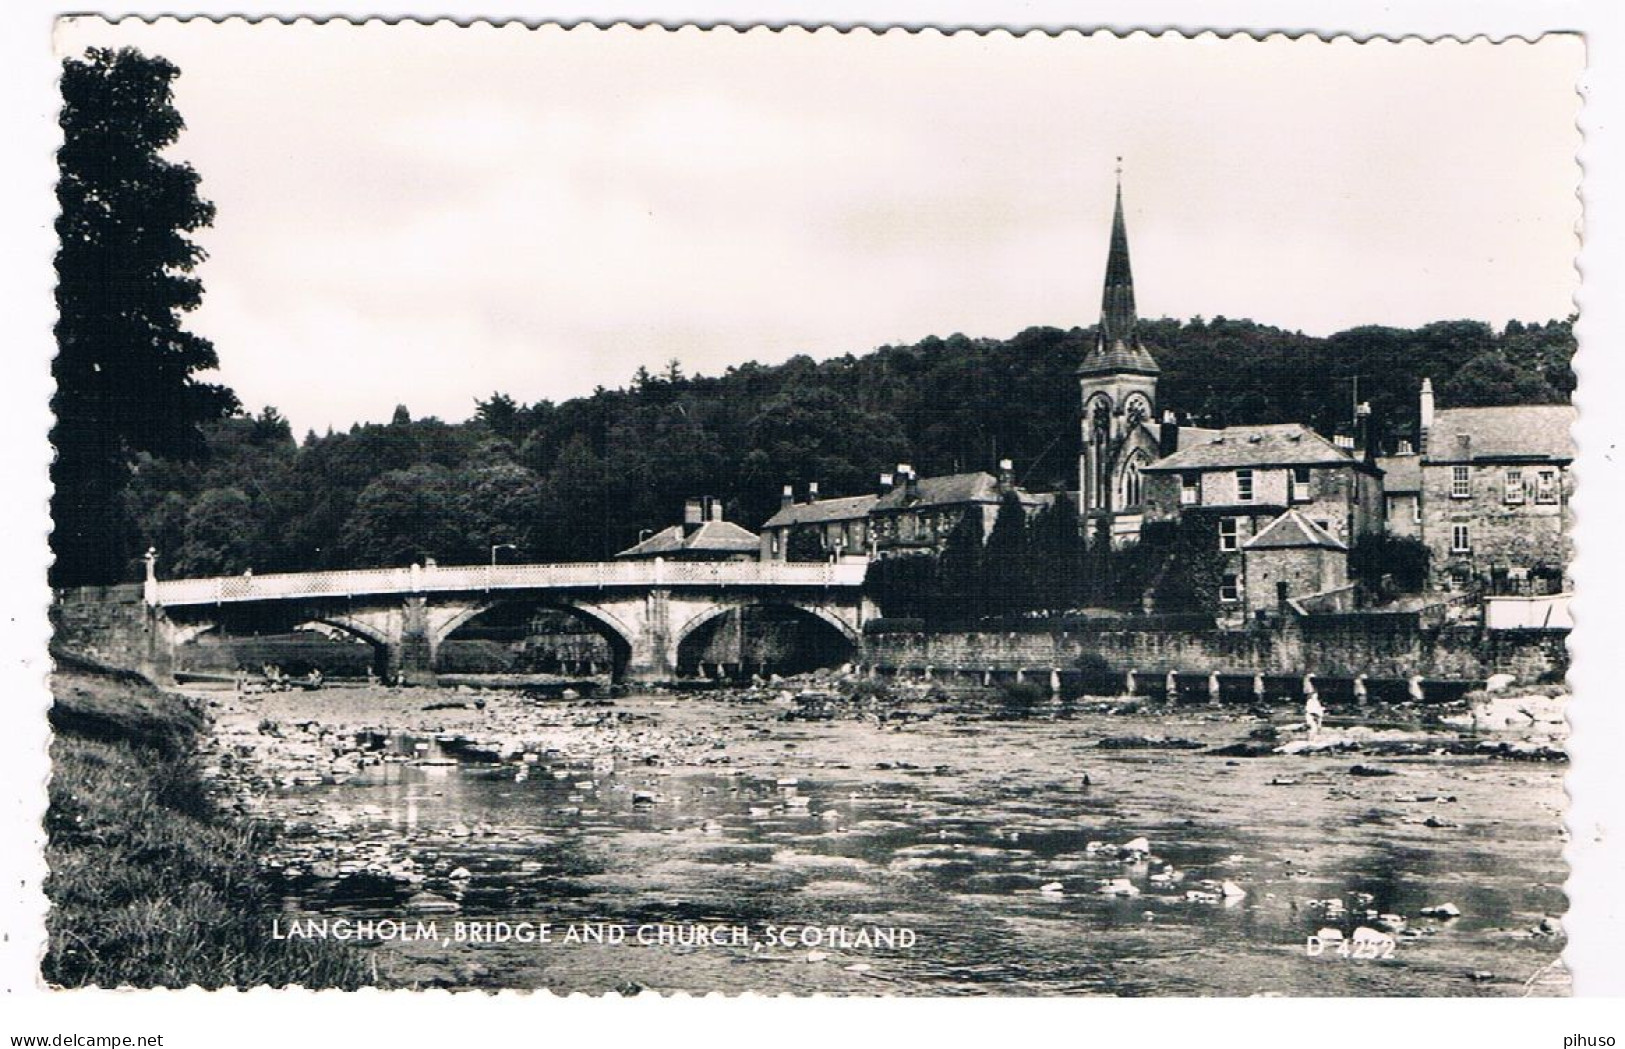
[1413,497,1422,524]
[1219,517,1240,552]
[1451,523,1471,553]
[1451,465,1471,499]
[1236,469,1254,503]
[1290,466,1312,503]
[1504,468,1525,505]
[771,533,781,557]
[1536,470,1558,504]
[1180,473,1200,505]
[1219,574,1239,603]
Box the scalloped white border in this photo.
[3,2,1621,1038]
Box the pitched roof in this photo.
[762,494,878,529]
[615,520,760,558]
[871,471,1003,511]
[1172,425,1224,451]
[1425,405,1576,464]
[1377,454,1422,494]
[1144,424,1356,472]
[1243,509,1348,552]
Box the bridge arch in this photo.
[672,600,859,678]
[162,607,391,679]
[434,596,636,679]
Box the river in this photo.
[205,683,1569,996]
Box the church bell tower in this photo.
[1078,169,1160,533]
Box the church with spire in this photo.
[1077,173,1180,547]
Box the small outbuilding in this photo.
[1240,509,1349,621]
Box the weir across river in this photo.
[140,559,875,685]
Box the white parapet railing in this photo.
[150,559,868,607]
[1483,593,1573,631]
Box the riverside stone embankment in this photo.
[861,619,1567,686]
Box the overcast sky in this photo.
[55,20,1582,436]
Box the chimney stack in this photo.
[684,497,704,535]
[780,484,794,510]
[807,482,820,503]
[1355,401,1375,463]
[1158,411,1180,457]
[997,458,1015,491]
[899,463,919,502]
[878,471,894,496]
[1419,378,1435,454]
[705,495,723,522]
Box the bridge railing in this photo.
[150,559,867,607]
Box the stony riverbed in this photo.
[190,677,1569,996]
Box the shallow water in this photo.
[261,695,1567,995]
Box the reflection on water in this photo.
[265,697,1567,996]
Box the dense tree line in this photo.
[114,314,1574,582]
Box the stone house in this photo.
[1375,453,1423,539]
[758,484,877,562]
[1139,423,1381,618]
[1142,423,1384,543]
[868,462,1048,560]
[616,496,760,562]
[1239,509,1350,622]
[1417,403,1575,593]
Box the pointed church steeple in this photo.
[1079,167,1160,377]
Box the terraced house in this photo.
[1415,400,1575,595]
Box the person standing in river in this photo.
[1304,678,1325,737]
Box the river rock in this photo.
[1098,878,1140,897]
[1097,736,1205,751]
[406,891,460,914]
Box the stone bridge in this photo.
[140,559,875,685]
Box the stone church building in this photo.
[1077,179,1217,547]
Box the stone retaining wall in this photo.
[861,616,1567,684]
[50,585,172,681]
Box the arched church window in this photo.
[1122,457,1144,508]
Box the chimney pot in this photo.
[780,484,794,510]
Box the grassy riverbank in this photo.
[43,661,372,989]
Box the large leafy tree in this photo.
[52,48,236,585]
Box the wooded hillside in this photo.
[123,315,1574,580]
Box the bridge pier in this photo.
[622,588,676,685]
[393,595,437,686]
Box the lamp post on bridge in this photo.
[490,542,518,567]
